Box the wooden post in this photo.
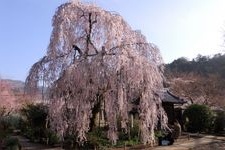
[131,114,134,128]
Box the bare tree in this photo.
[170,73,225,108]
[25,1,167,145]
[0,79,17,112]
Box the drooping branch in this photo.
[25,1,167,145]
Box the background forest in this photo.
[165,53,225,108]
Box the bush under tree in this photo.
[214,110,225,133]
[20,103,59,145]
[183,104,213,133]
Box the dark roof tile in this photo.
[162,90,186,104]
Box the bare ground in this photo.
[15,134,225,150]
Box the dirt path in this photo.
[15,134,225,150]
[15,136,62,150]
[153,134,225,150]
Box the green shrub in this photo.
[130,119,139,140]
[183,104,214,133]
[154,130,165,138]
[86,128,110,149]
[4,136,21,150]
[0,115,13,140]
[7,115,22,130]
[20,103,48,128]
[214,110,225,133]
[20,103,48,142]
[45,129,60,145]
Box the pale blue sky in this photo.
[0,0,225,81]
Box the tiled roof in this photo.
[162,90,186,104]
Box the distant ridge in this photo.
[2,79,25,93]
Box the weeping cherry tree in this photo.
[25,1,168,145]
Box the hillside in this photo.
[165,53,225,108]
[165,53,225,79]
[0,78,44,110]
[3,79,25,94]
